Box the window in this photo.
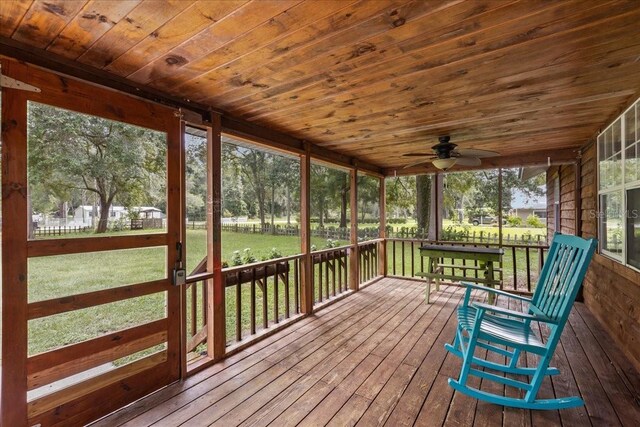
[627,188,640,269]
[598,97,640,268]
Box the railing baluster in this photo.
[392,240,396,275]
[262,277,268,330]
[203,280,208,327]
[274,268,279,324]
[332,252,336,296]
[325,252,330,298]
[401,240,405,276]
[284,262,290,319]
[374,244,377,277]
[512,246,518,290]
[294,259,299,315]
[525,246,531,293]
[190,282,197,338]
[251,269,256,335]
[236,273,241,342]
[319,253,323,302]
[337,252,343,293]
[311,255,316,304]
[410,242,415,277]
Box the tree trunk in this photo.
[256,188,266,229]
[27,192,35,239]
[286,186,291,226]
[96,198,111,233]
[339,179,348,228]
[416,174,431,231]
[270,185,275,234]
[319,197,325,228]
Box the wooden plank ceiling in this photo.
[2,0,640,172]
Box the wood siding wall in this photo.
[546,164,577,242]
[579,144,640,373]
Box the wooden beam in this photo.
[27,320,167,390]
[1,57,28,426]
[27,233,168,257]
[300,144,313,314]
[350,167,359,291]
[378,176,387,277]
[208,114,225,360]
[27,280,167,320]
[387,148,579,176]
[0,36,212,119]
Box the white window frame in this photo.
[597,97,640,270]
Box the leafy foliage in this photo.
[28,102,166,233]
[526,214,545,228]
[506,215,523,227]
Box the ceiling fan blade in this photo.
[402,152,433,157]
[454,157,482,166]
[403,158,434,169]
[455,148,499,158]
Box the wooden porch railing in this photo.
[223,255,304,344]
[358,240,380,284]
[311,246,350,306]
[387,238,549,294]
[186,237,544,364]
[184,254,304,358]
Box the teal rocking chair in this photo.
[445,233,597,410]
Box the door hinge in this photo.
[0,72,41,93]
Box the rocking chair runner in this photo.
[445,233,597,410]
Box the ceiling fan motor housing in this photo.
[432,136,457,158]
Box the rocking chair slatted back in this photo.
[530,233,597,323]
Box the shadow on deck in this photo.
[93,278,640,426]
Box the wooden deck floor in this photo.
[94,278,640,427]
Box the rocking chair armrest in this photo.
[473,302,557,324]
[461,282,532,303]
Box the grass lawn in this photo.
[26,230,347,356]
[25,227,545,358]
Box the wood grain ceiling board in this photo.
[2,0,640,172]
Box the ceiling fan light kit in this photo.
[432,158,458,170]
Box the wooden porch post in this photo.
[379,176,387,276]
[575,153,582,236]
[350,166,360,290]
[1,61,29,426]
[207,113,225,360]
[300,144,314,314]
[430,173,442,241]
[498,168,503,247]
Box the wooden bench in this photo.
[418,245,504,303]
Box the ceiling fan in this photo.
[402,136,499,171]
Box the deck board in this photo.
[94,278,640,427]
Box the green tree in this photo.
[327,169,350,228]
[357,174,379,222]
[222,143,248,217]
[386,176,416,219]
[185,132,207,221]
[28,103,166,233]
